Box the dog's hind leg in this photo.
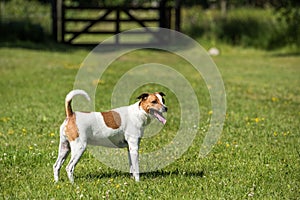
[53,134,70,182]
[65,139,87,183]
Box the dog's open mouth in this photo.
[149,108,166,125]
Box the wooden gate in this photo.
[51,0,181,46]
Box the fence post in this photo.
[175,0,181,31]
[60,0,65,43]
[159,0,167,28]
[116,8,120,44]
[51,0,57,41]
[54,0,63,42]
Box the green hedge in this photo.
[0,21,45,43]
[183,7,290,49]
[218,9,276,49]
[0,0,50,43]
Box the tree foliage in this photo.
[273,0,300,46]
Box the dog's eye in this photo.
[151,100,157,104]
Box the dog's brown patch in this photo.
[101,111,121,129]
[65,114,79,141]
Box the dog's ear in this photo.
[158,92,166,104]
[137,93,149,100]
[159,92,166,97]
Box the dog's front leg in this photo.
[127,148,133,175]
[126,137,140,182]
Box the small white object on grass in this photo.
[208,47,220,56]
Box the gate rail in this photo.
[51,0,181,46]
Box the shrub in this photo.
[0,0,50,43]
[183,6,224,42]
[277,7,300,48]
[183,7,288,50]
[217,9,275,49]
[0,21,45,43]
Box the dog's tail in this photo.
[65,90,91,117]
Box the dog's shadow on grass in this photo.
[142,169,205,179]
[83,169,205,181]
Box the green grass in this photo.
[0,43,299,199]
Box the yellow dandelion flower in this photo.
[273,132,278,137]
[271,97,278,102]
[8,129,14,135]
[22,128,27,135]
[29,146,33,150]
[208,110,213,115]
[254,118,260,123]
[1,117,10,123]
[63,63,79,69]
[226,143,230,148]
[50,132,55,137]
[283,132,289,136]
[92,79,105,86]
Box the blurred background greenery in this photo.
[0,0,299,50]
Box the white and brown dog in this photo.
[53,89,167,182]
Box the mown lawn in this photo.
[0,43,299,199]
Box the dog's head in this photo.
[137,92,168,124]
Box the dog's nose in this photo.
[163,106,168,112]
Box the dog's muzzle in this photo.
[149,107,167,125]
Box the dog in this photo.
[53,89,167,182]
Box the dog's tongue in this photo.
[153,111,167,125]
